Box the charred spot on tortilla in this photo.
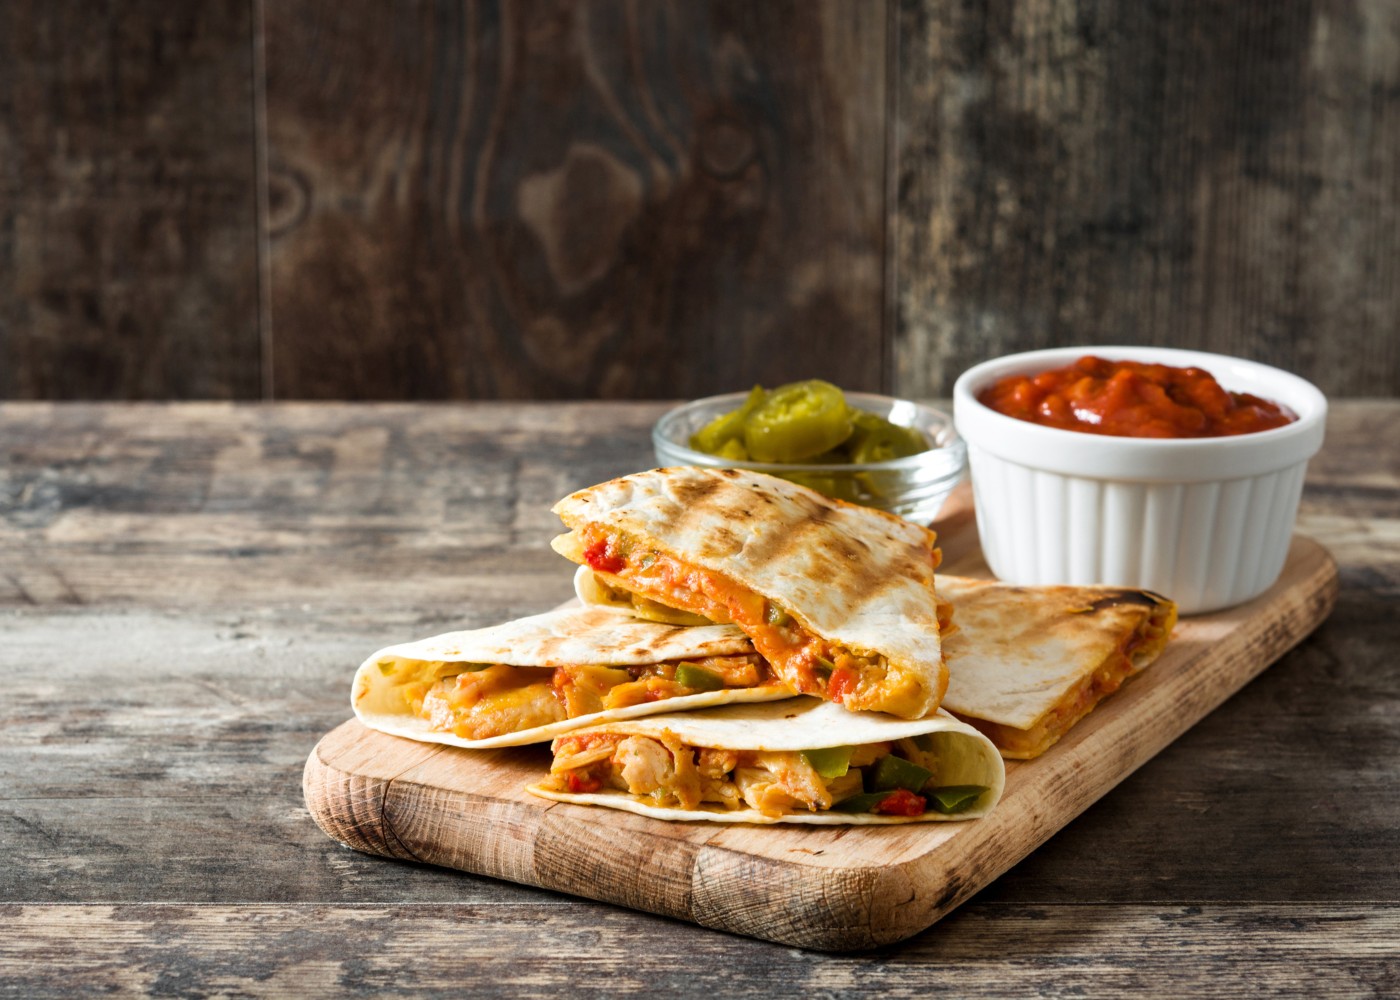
[1071,590,1164,614]
[710,525,743,551]
[672,475,725,506]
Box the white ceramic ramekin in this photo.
[952,346,1327,614]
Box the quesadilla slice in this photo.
[551,468,950,720]
[937,577,1178,759]
[529,697,1005,824]
[353,606,793,749]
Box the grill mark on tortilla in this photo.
[668,473,726,511]
[567,470,935,599]
[789,495,931,608]
[659,474,935,615]
[662,474,737,549]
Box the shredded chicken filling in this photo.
[386,653,770,741]
[546,733,949,818]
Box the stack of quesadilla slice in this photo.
[350,466,1176,825]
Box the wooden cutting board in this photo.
[303,492,1337,951]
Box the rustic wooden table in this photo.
[2,401,1396,997]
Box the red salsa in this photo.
[977,356,1297,439]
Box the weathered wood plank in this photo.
[0,401,661,612]
[0,1,261,400]
[893,0,1400,397]
[0,403,1395,953]
[261,0,890,400]
[1,904,1396,998]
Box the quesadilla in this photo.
[529,697,1005,824]
[936,577,1177,758]
[551,468,950,720]
[352,606,793,749]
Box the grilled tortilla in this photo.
[353,606,792,749]
[551,468,949,720]
[937,577,1177,759]
[529,697,1005,824]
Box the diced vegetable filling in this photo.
[577,525,936,717]
[545,733,988,819]
[378,653,771,741]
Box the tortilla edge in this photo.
[526,784,998,825]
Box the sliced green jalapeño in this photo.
[847,410,929,464]
[743,380,853,462]
[800,745,854,779]
[685,380,932,470]
[690,385,767,454]
[674,663,725,691]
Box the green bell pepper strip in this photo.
[870,755,934,793]
[800,745,854,779]
[927,785,988,814]
[674,663,725,691]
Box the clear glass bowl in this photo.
[652,391,967,525]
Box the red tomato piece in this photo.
[828,668,858,704]
[873,788,927,817]
[584,539,626,575]
[564,771,602,794]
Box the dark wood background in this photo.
[1,0,1396,401]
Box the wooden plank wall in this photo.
[893,0,1400,398]
[0,0,262,399]
[262,0,888,399]
[0,0,1396,401]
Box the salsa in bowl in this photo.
[953,347,1327,614]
